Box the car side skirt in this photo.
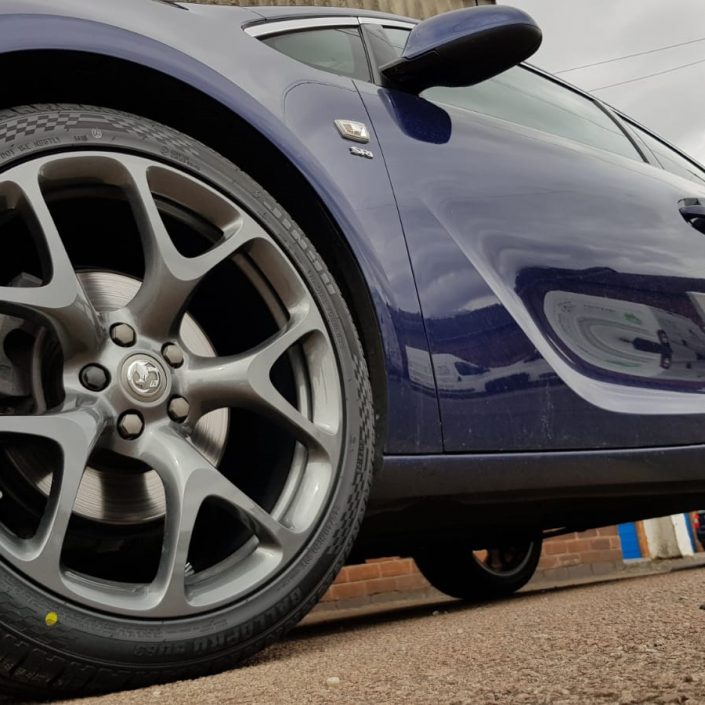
[354,446,705,557]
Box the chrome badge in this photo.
[125,357,165,399]
[349,146,374,160]
[335,119,370,144]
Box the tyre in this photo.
[0,105,375,698]
[414,539,542,601]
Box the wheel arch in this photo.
[0,46,388,452]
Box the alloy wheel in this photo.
[0,151,344,618]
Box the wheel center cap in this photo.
[122,355,168,400]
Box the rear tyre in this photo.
[0,105,375,698]
[414,539,542,601]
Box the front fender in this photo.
[0,3,442,452]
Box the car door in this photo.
[356,20,705,452]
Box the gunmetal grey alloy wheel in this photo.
[0,106,374,699]
[414,539,543,601]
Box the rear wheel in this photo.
[414,539,542,601]
[0,105,375,698]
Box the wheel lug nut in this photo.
[110,323,136,347]
[79,364,110,392]
[168,396,190,423]
[162,343,184,368]
[117,411,144,440]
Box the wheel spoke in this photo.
[184,303,337,459]
[141,428,299,612]
[0,407,106,581]
[0,169,102,357]
[0,149,346,619]
[123,163,261,338]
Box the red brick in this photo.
[557,553,582,567]
[328,582,368,601]
[345,563,381,582]
[597,526,618,537]
[543,540,570,556]
[566,539,590,554]
[379,558,415,578]
[366,577,398,596]
[538,555,560,569]
[394,574,429,592]
[589,538,612,551]
[321,526,630,606]
[579,549,622,564]
[332,567,349,584]
[319,588,336,602]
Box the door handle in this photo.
[680,203,705,234]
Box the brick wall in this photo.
[320,526,626,606]
[188,0,495,19]
[538,526,624,580]
[321,557,429,604]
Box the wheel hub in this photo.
[7,270,229,525]
[0,149,342,618]
[122,355,168,401]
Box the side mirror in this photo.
[380,5,542,94]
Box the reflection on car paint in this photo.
[406,345,436,390]
[517,267,705,393]
[429,351,559,396]
[545,291,705,382]
[357,75,705,449]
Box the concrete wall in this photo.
[188,0,495,20]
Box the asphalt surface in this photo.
[8,567,705,705]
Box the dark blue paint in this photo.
[0,1,440,453]
[383,92,451,144]
[402,5,536,60]
[0,1,705,458]
[357,79,705,451]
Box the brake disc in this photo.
[5,271,229,525]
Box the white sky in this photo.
[499,0,705,161]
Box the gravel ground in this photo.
[7,568,705,705]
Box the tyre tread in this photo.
[0,104,375,699]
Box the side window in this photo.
[379,27,409,54]
[261,28,371,82]
[627,122,705,186]
[423,69,640,160]
[364,24,409,67]
[371,26,640,161]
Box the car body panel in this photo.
[2,1,705,459]
[0,0,442,453]
[356,80,705,451]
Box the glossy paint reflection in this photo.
[542,281,705,387]
[358,79,705,451]
[516,266,705,392]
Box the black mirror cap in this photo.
[381,6,542,95]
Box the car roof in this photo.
[181,3,416,24]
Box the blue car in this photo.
[0,0,704,696]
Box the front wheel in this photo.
[414,539,543,601]
[0,105,375,698]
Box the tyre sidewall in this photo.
[0,106,373,675]
[415,540,543,601]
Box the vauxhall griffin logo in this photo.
[126,358,163,398]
